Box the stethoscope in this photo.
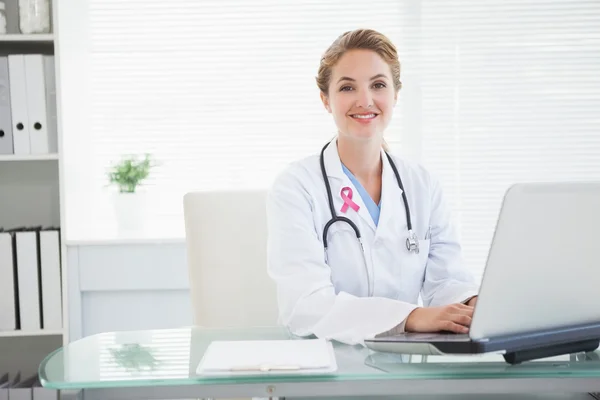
[319,141,420,261]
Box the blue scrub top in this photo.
[341,163,381,226]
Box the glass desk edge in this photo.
[38,326,600,390]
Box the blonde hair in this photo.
[316,29,402,95]
[317,28,401,152]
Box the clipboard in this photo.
[196,338,338,377]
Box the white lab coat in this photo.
[266,140,479,345]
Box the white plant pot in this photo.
[113,191,146,232]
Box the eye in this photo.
[339,85,353,92]
[373,82,387,89]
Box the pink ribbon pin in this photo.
[340,187,360,213]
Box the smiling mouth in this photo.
[350,113,378,120]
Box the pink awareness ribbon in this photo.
[340,186,360,213]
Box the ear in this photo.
[393,90,399,106]
[320,91,332,113]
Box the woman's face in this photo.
[321,49,397,144]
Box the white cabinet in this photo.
[66,242,193,340]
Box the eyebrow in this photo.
[337,74,389,84]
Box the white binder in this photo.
[15,231,41,331]
[39,229,62,330]
[8,55,30,155]
[24,55,50,154]
[43,56,58,154]
[0,56,14,155]
[0,232,17,331]
[9,374,36,400]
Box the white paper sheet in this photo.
[196,338,337,377]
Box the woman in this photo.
[266,29,479,345]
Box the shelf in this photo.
[0,329,62,338]
[0,34,54,43]
[0,154,59,161]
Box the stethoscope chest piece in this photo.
[406,230,420,254]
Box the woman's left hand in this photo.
[467,296,478,307]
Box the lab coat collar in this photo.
[322,138,346,181]
[322,138,402,234]
[322,138,374,231]
[322,138,392,182]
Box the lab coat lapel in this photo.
[323,140,377,233]
[376,149,406,239]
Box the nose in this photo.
[355,90,373,109]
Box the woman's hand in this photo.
[405,303,474,334]
[467,296,478,307]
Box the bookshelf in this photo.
[0,329,62,338]
[0,153,58,161]
[0,34,54,43]
[0,0,67,382]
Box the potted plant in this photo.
[107,154,156,231]
[108,153,154,193]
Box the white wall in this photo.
[54,0,95,240]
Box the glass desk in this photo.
[40,326,600,400]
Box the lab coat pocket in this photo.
[395,238,431,298]
[417,238,431,266]
[414,238,431,284]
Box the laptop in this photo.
[365,182,600,364]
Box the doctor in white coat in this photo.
[266,29,480,345]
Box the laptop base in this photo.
[503,338,600,365]
[364,322,600,364]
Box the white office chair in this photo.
[183,189,279,328]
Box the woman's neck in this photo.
[337,137,382,184]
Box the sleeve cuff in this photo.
[375,318,408,337]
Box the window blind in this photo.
[80,0,600,282]
[396,0,600,280]
[86,0,406,225]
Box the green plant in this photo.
[108,154,155,193]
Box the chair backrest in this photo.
[183,189,278,328]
